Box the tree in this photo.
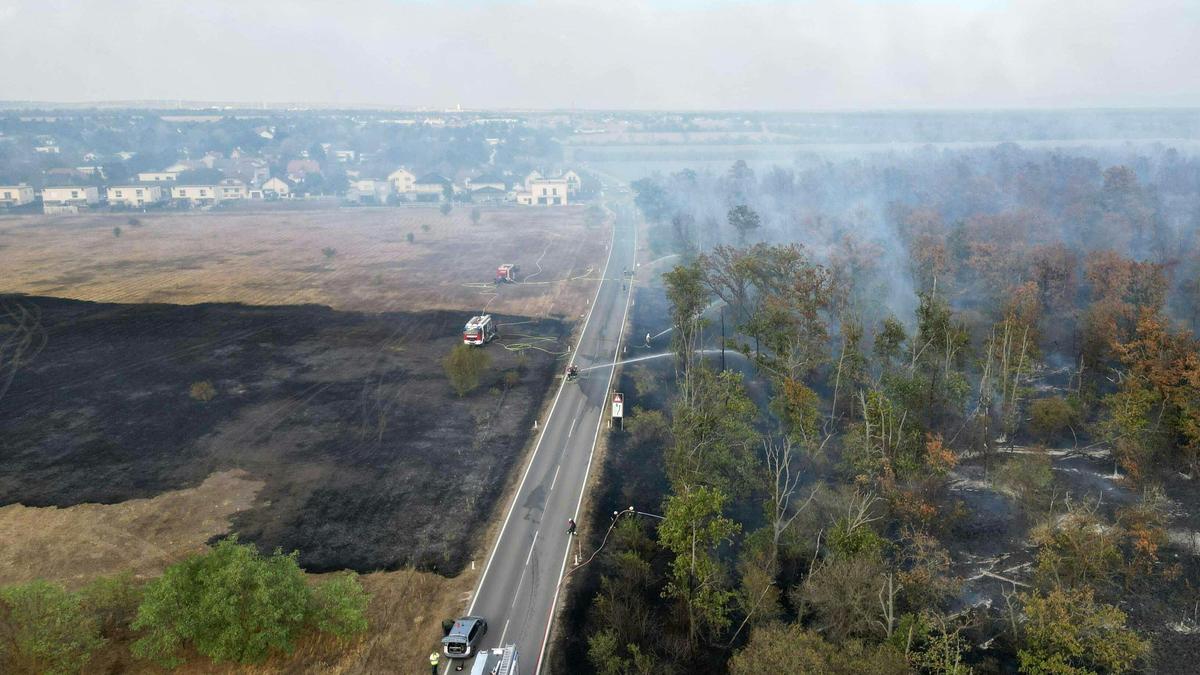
[729,622,908,675]
[112,226,122,237]
[131,537,311,666]
[1018,587,1148,675]
[443,344,491,397]
[322,246,337,260]
[440,201,453,216]
[0,580,105,675]
[470,206,482,225]
[658,486,741,648]
[727,204,761,245]
[189,380,217,402]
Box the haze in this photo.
[2,0,1197,110]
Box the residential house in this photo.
[331,149,356,163]
[41,186,100,206]
[516,178,569,206]
[387,168,417,195]
[286,159,321,182]
[217,178,248,200]
[76,166,106,178]
[107,185,166,208]
[523,170,543,191]
[261,177,292,199]
[138,171,178,182]
[346,179,390,204]
[171,185,219,206]
[413,173,453,201]
[467,174,508,192]
[471,186,508,205]
[0,185,35,207]
[560,170,582,195]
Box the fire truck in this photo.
[468,645,518,675]
[463,314,497,345]
[496,264,519,283]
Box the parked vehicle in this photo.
[442,615,488,659]
[463,314,497,345]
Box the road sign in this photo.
[612,392,624,418]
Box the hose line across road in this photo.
[460,208,636,674]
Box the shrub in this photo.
[443,345,490,397]
[1018,587,1148,674]
[995,448,1054,512]
[322,247,337,260]
[421,223,431,232]
[112,226,122,237]
[80,572,142,638]
[127,216,142,226]
[131,536,310,666]
[0,580,105,675]
[730,622,908,674]
[1029,397,1076,442]
[308,572,370,639]
[795,557,885,641]
[439,202,452,216]
[189,380,217,402]
[406,232,415,244]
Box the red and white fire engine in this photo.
[463,314,497,345]
[496,264,518,283]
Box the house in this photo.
[560,169,582,195]
[0,185,35,207]
[286,159,321,182]
[138,171,178,182]
[346,179,391,204]
[413,173,453,201]
[467,173,508,192]
[523,170,543,191]
[76,166,106,178]
[171,185,219,206]
[387,168,417,195]
[261,177,292,199]
[41,186,100,206]
[107,185,166,208]
[331,149,356,163]
[217,178,247,200]
[516,178,569,206]
[470,186,508,205]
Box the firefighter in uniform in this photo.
[429,650,439,674]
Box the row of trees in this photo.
[0,537,369,674]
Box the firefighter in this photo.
[567,364,579,381]
[567,518,576,535]
[429,650,440,674]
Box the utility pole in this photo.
[720,307,726,371]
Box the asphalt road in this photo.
[460,204,636,673]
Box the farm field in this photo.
[0,205,607,318]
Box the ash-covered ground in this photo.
[0,295,567,574]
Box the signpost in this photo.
[611,392,623,430]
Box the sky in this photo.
[1,0,1197,110]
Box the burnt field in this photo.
[0,295,567,574]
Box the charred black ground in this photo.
[0,295,566,574]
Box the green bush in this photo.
[309,572,370,639]
[80,572,142,638]
[0,580,105,675]
[131,536,310,666]
[1018,587,1148,674]
[443,344,491,397]
[995,449,1054,512]
[729,622,908,674]
[1029,397,1076,442]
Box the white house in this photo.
[217,178,247,200]
[560,169,582,195]
[516,178,569,206]
[138,171,178,182]
[42,186,100,206]
[171,185,219,205]
[261,177,292,199]
[0,185,35,207]
[413,173,453,201]
[523,170,543,191]
[107,185,166,207]
[387,168,417,195]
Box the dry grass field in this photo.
[0,205,608,319]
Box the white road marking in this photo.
[550,464,561,490]
[525,530,539,567]
[465,222,620,618]
[499,618,511,645]
[536,220,638,674]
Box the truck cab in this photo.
[463,314,497,345]
[441,615,488,659]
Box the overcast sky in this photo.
[1,0,1197,110]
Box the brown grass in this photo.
[0,470,262,590]
[0,205,608,318]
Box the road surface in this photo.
[461,204,636,673]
